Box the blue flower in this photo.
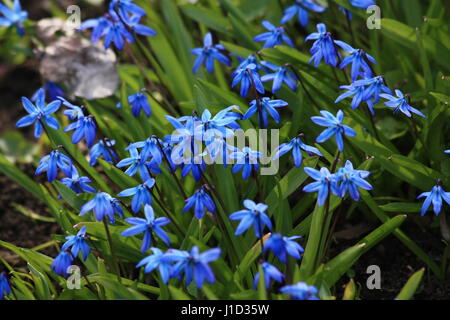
[166,246,221,288]
[161,142,178,172]
[126,14,157,36]
[311,110,356,152]
[206,137,237,167]
[254,262,285,289]
[231,147,261,180]
[231,63,265,98]
[350,0,376,9]
[303,167,339,206]
[243,98,288,128]
[264,233,304,263]
[136,248,174,283]
[60,168,96,194]
[280,0,326,27]
[335,41,377,81]
[118,179,155,213]
[191,32,231,74]
[335,160,372,201]
[305,23,339,67]
[117,147,153,181]
[51,251,74,277]
[261,61,297,93]
[89,139,117,166]
[122,205,170,253]
[229,200,272,237]
[380,89,426,118]
[80,192,123,223]
[128,92,152,117]
[281,282,319,300]
[65,115,97,148]
[254,21,294,48]
[35,82,64,102]
[0,0,27,35]
[181,153,207,182]
[35,150,73,182]
[335,82,375,114]
[0,273,11,300]
[183,186,216,219]
[445,150,450,154]
[61,226,91,261]
[16,88,61,138]
[165,115,201,164]
[273,135,322,167]
[417,184,450,216]
[127,136,163,164]
[109,0,146,22]
[195,107,239,143]
[58,97,84,120]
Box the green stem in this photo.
[102,219,122,283]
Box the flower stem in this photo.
[102,218,122,283]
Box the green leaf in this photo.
[396,268,425,300]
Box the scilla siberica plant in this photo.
[0,0,446,301]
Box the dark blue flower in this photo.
[229,200,272,237]
[89,139,117,166]
[109,0,146,22]
[58,97,84,120]
[0,273,11,300]
[264,233,304,263]
[335,160,372,201]
[417,184,450,216]
[273,135,322,167]
[117,179,155,213]
[231,63,265,97]
[128,92,152,117]
[181,153,207,182]
[80,192,123,223]
[303,167,339,206]
[305,23,339,67]
[183,186,216,219]
[136,248,174,283]
[166,246,221,288]
[243,98,288,128]
[350,0,376,9]
[311,110,356,152]
[35,150,73,182]
[16,88,61,138]
[254,262,284,289]
[60,168,96,194]
[51,251,74,277]
[335,41,377,81]
[61,226,91,261]
[191,32,231,74]
[0,0,27,35]
[280,0,326,27]
[231,147,261,180]
[33,82,64,102]
[122,205,170,253]
[261,61,297,93]
[127,136,163,164]
[254,21,294,48]
[335,82,375,114]
[117,147,152,181]
[126,14,156,36]
[380,89,426,118]
[65,115,97,148]
[281,282,319,300]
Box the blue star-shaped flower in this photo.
[303,167,339,206]
[61,226,91,261]
[305,23,339,67]
[273,135,322,167]
[136,248,174,283]
[231,63,265,98]
[335,160,372,201]
[117,147,153,181]
[51,251,74,277]
[264,233,304,263]
[0,273,11,300]
[0,0,27,35]
[417,184,450,216]
[254,21,294,48]
[191,32,231,74]
[58,97,84,120]
[35,150,73,182]
[121,205,171,253]
[229,200,272,237]
[281,282,319,300]
[380,89,426,118]
[64,115,97,148]
[80,192,123,223]
[117,179,155,213]
[280,0,326,27]
[127,136,163,164]
[254,262,285,289]
[335,41,377,81]
[16,88,61,138]
[261,61,298,93]
[89,139,117,166]
[183,186,216,219]
[109,0,146,23]
[311,110,356,152]
[60,168,96,194]
[128,91,152,117]
[243,98,288,128]
[231,147,261,180]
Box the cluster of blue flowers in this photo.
[80,0,156,50]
